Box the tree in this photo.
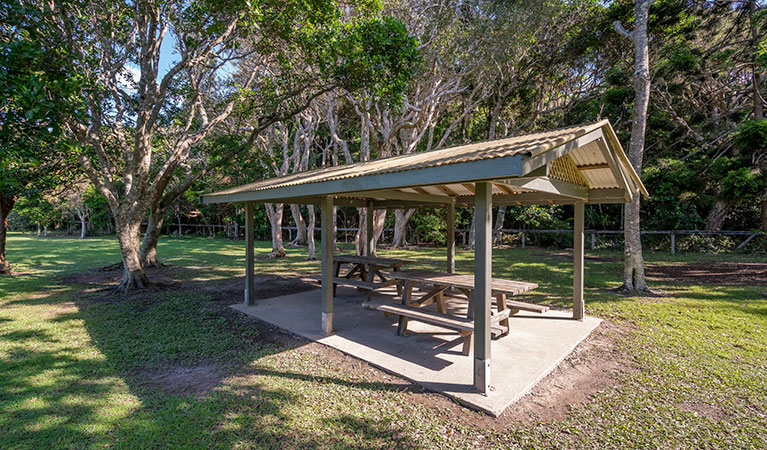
[614,0,655,293]
[44,0,416,289]
[0,1,82,273]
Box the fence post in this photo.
[591,232,596,250]
[671,231,676,256]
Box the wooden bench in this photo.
[364,301,511,355]
[379,270,545,353]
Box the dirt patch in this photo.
[61,264,319,305]
[646,261,767,286]
[136,363,224,397]
[497,321,635,425]
[678,401,726,421]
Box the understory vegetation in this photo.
[1,234,765,449]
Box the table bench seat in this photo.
[364,301,511,355]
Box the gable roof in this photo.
[201,119,647,207]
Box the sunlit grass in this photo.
[0,232,765,448]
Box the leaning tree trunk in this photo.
[289,204,308,246]
[0,196,17,274]
[390,209,415,248]
[615,0,654,294]
[116,217,149,290]
[141,208,167,267]
[705,200,729,230]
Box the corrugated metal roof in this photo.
[202,119,646,205]
[208,121,606,195]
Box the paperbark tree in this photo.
[47,0,416,289]
[614,0,655,294]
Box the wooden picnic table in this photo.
[331,254,414,300]
[365,269,544,356]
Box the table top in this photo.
[334,254,414,266]
[389,269,538,296]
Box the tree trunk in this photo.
[141,208,167,267]
[705,200,729,230]
[43,225,48,237]
[36,222,41,236]
[0,196,17,274]
[79,212,87,239]
[493,206,506,244]
[355,207,366,255]
[616,0,654,294]
[266,203,286,257]
[390,209,415,248]
[467,215,476,249]
[623,196,647,292]
[307,205,317,260]
[289,204,308,246]
[116,218,149,290]
[373,209,386,253]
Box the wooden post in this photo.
[447,202,455,273]
[573,200,585,320]
[670,231,676,255]
[473,182,492,394]
[366,200,374,256]
[321,196,335,335]
[244,201,255,306]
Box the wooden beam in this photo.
[494,183,514,195]
[321,196,334,335]
[473,182,492,394]
[245,201,255,306]
[361,189,450,204]
[573,200,584,320]
[576,163,610,170]
[462,183,476,194]
[435,185,458,196]
[447,202,455,273]
[498,177,588,199]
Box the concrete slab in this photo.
[231,286,601,416]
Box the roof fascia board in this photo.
[594,137,633,202]
[201,154,525,204]
[600,122,649,197]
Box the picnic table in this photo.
[365,269,545,356]
[331,254,413,301]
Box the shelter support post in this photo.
[447,202,455,273]
[244,201,255,306]
[573,200,585,320]
[474,182,492,394]
[321,196,335,335]
[366,201,374,256]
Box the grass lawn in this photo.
[1,232,766,449]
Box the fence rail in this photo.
[282,226,763,254]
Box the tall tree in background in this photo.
[614,0,655,293]
[0,1,81,273]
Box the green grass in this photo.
[1,232,766,448]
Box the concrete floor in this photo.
[231,286,601,416]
